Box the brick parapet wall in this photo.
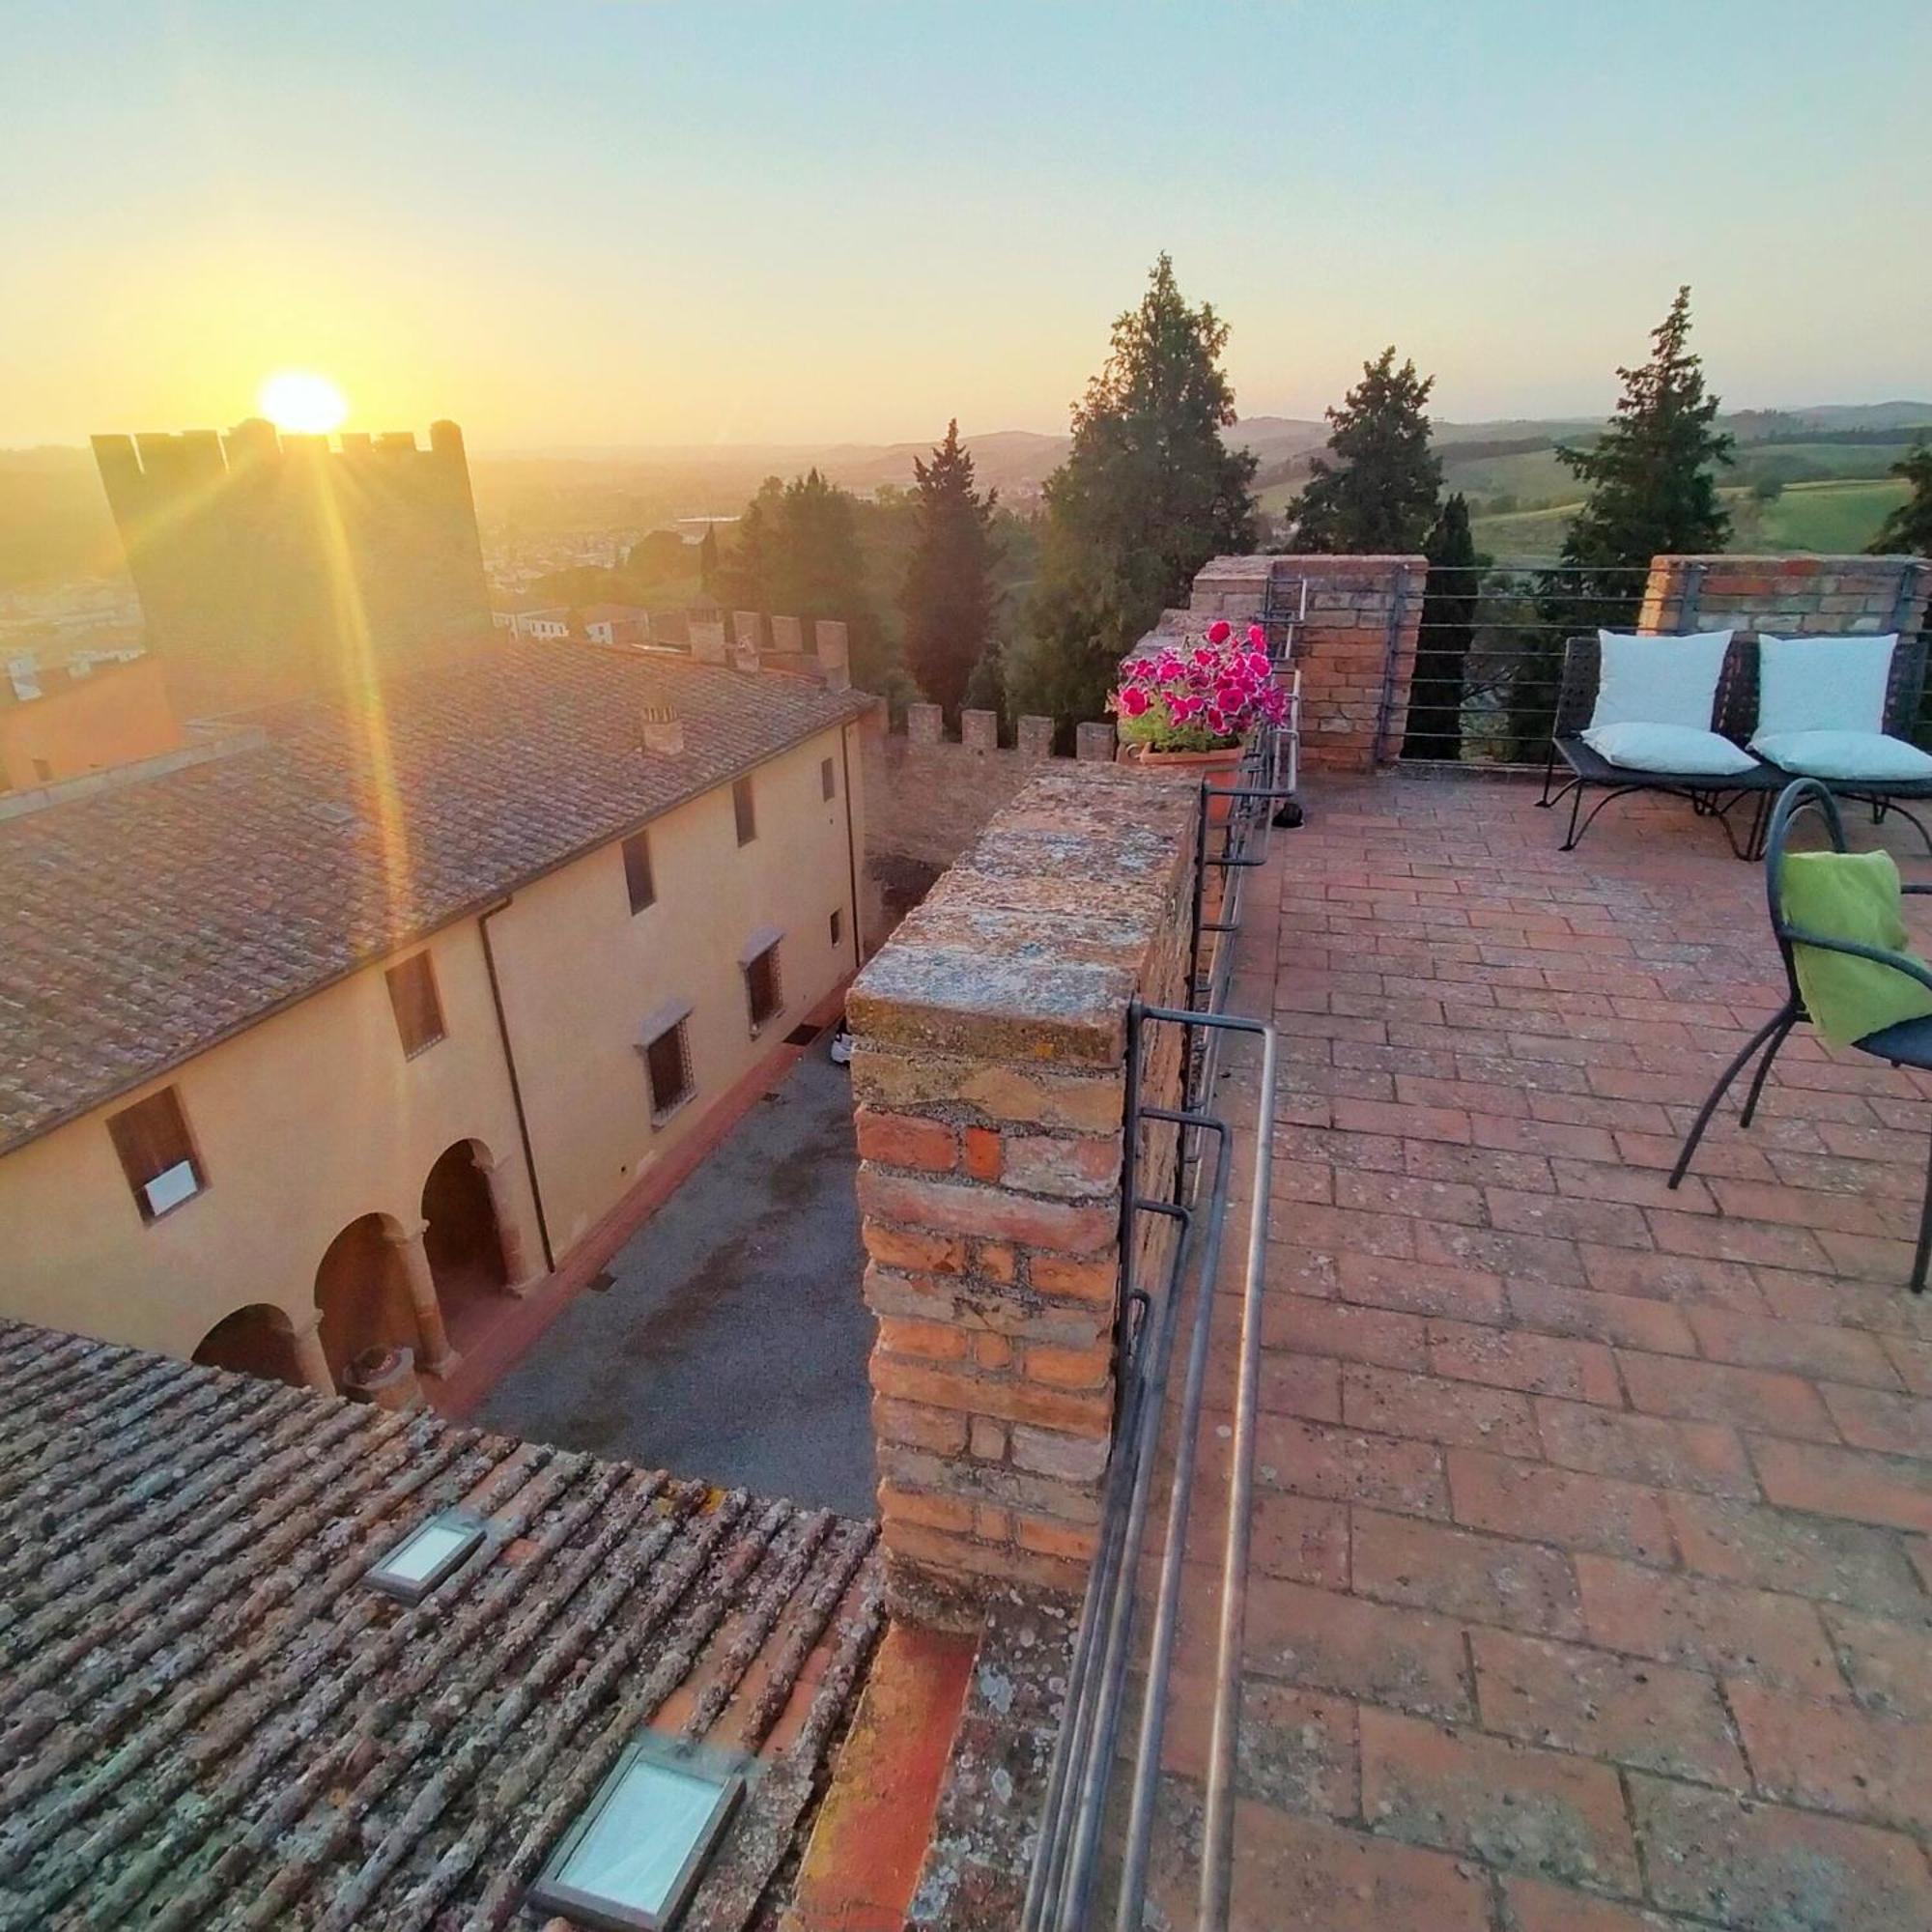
[1185,554,1427,774]
[847,765,1195,1625]
[1639,554,1932,639]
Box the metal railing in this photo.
[1023,721,1293,1932]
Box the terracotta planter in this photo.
[1118,740,1246,824]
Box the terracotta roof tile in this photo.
[0,639,871,1150]
[0,1318,883,1930]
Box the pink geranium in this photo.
[1108,624,1289,751]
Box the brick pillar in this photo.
[848,765,1197,1625]
[770,613,805,653]
[907,701,943,746]
[1075,721,1115,762]
[1017,715,1054,759]
[960,708,998,753]
[814,620,851,690]
[1640,554,1932,639]
[690,619,728,665]
[733,611,764,652]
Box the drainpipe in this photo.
[477,896,556,1273]
[838,723,863,972]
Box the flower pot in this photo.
[1119,741,1246,824]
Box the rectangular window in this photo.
[732,775,756,846]
[829,908,843,948]
[744,942,781,1034]
[622,831,656,914]
[820,755,836,801]
[385,952,446,1058]
[643,1018,694,1122]
[107,1087,204,1222]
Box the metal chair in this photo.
[1669,777,1932,1293]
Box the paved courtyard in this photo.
[1152,772,1932,1930]
[473,1051,878,1516]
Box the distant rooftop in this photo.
[0,1316,882,1929]
[0,638,872,1150]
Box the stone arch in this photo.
[192,1302,312,1389]
[419,1138,510,1342]
[312,1210,419,1387]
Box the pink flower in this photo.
[1207,707,1228,736]
[1119,685,1151,717]
[1247,624,1266,648]
[1206,619,1232,645]
[1245,651,1270,679]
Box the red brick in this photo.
[1352,1508,1583,1636]
[1343,1363,1542,1458]
[1359,1706,1640,1892]
[1278,1202,1417,1258]
[857,1170,1115,1255]
[1630,1774,1932,1932]
[1253,1413,1449,1517]
[973,1333,1012,1371]
[1753,1435,1932,1533]
[1023,1342,1109,1391]
[1500,1875,1682,1932]
[1577,1243,1766,1312]
[1471,1112,1619,1162]
[1447,1449,1675,1564]
[1647,1207,1833,1273]
[1507,1280,1696,1355]
[1029,1252,1118,1304]
[960,1124,1001,1181]
[1823,1605,1932,1720]
[877,1483,976,1535]
[1819,1382,1932,1458]
[868,1349,1111,1434]
[1243,1577,1471,1719]
[1710,1174,1910,1237]
[862,1222,967,1276]
[1013,1512,1098,1563]
[1333,1169,1487,1225]
[1331,1095,1472,1143]
[1549,1154,1716,1213]
[1618,1350,1837,1443]
[872,1396,967,1457]
[875,1316,970,1363]
[1727,1681,1932,1833]
[1416,1219,1587,1287]
[1474,1625,1747,1787]
[1428,1317,1622,1406]
[1264,1294,1429,1371]
[1159,1678,1357,1815]
[1249,1493,1350,1587]
[1574,1555,1841,1693]
[854,1107,957,1173]
[1487,1184,1655,1248]
[1685,1306,1900,1389]
[1882,1334,1932,1395]
[1664,1492,1927,1614]
[1818,1226,1924,1283]
[1215,1805,1491,1932]
[1334,1249,1507,1321]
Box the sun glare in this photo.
[258,370,350,435]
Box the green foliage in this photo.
[1290,347,1442,554]
[1870,440,1932,557]
[697,524,719,596]
[1401,494,1487,761]
[624,527,692,582]
[1010,255,1258,726]
[1749,475,1787,504]
[1557,286,1733,605]
[900,420,998,719]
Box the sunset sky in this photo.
[7,0,1929,449]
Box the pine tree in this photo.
[1401,494,1487,761]
[900,421,998,720]
[1870,440,1932,557]
[1009,255,1258,726]
[1291,348,1442,554]
[697,524,720,597]
[716,480,782,611]
[773,470,882,687]
[1558,286,1733,599]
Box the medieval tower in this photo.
[91,418,491,716]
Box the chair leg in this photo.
[1670,1010,1793,1189]
[1563,781,1585,851]
[1739,1013,1797,1128]
[1915,1130,1932,1295]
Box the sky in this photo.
[4,1,1929,450]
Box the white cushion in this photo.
[1755,633,1897,737]
[1752,729,1932,782]
[1582,722,1760,776]
[1590,630,1734,732]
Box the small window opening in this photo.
[365,1509,487,1602]
[829,907,843,948]
[820,755,836,801]
[744,942,781,1035]
[644,1019,695,1122]
[623,832,656,914]
[108,1087,205,1222]
[528,1736,745,1931]
[386,952,446,1057]
[732,776,756,846]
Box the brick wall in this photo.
[1185,554,1427,774]
[1640,554,1932,639]
[847,764,1196,1625]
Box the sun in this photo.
[257,370,350,435]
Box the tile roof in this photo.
[0,1317,884,1931]
[0,639,872,1150]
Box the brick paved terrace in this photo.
[1152,770,1932,1932]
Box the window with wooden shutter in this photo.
[386,952,446,1058]
[622,831,656,914]
[107,1087,205,1222]
[820,755,836,801]
[732,776,756,846]
[643,1019,694,1122]
[744,942,781,1033]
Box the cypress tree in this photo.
[1870,440,1932,557]
[901,420,998,721]
[1402,493,1487,761]
[1291,347,1442,554]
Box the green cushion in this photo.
[1780,849,1932,1048]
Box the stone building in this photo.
[92,417,492,716]
[0,634,873,1395]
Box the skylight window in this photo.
[365,1509,487,1602]
[528,1737,744,1931]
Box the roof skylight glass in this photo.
[365,1510,486,1602]
[528,1738,743,1931]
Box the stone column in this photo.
[1017,716,1054,760]
[287,1312,335,1395]
[1074,721,1115,762]
[478,1151,541,1293]
[847,765,1196,1627]
[384,1219,460,1375]
[814,620,851,691]
[907,701,943,747]
[961,709,998,754]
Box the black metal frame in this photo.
[1669,777,1932,1293]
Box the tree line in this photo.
[703,265,1932,744]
